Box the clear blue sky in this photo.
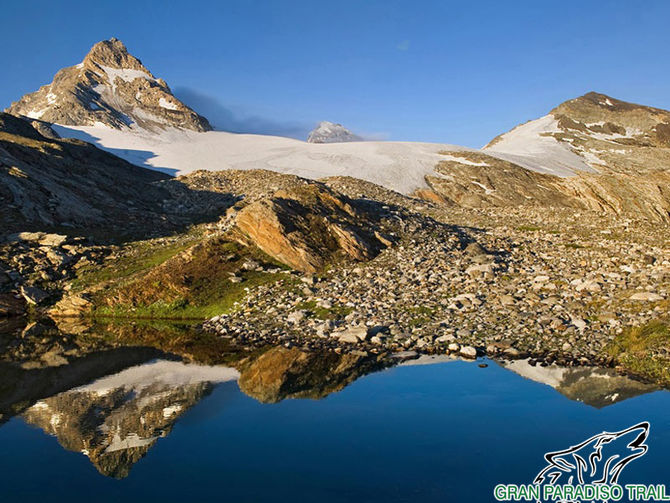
[2,0,669,147]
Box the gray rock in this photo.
[464,242,488,256]
[465,263,494,277]
[286,310,306,323]
[39,233,68,247]
[337,325,369,343]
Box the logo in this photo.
[494,422,670,502]
[534,422,649,486]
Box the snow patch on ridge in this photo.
[159,97,179,110]
[440,154,489,166]
[26,108,48,119]
[105,432,158,453]
[483,114,597,177]
[101,65,155,88]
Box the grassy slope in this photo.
[74,233,291,320]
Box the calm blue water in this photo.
[0,358,668,502]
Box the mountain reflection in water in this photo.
[22,361,238,478]
[0,321,661,481]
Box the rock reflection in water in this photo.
[7,343,387,479]
[503,359,658,408]
[238,346,387,403]
[22,360,239,479]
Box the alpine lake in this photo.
[0,318,668,503]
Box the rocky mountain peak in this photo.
[549,92,670,150]
[483,91,670,181]
[5,38,211,132]
[307,121,362,143]
[83,38,146,71]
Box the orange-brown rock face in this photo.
[233,183,390,272]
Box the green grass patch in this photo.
[516,225,542,232]
[607,320,670,386]
[403,305,437,327]
[92,270,287,320]
[296,300,354,320]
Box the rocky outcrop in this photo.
[306,121,362,143]
[0,231,109,312]
[420,149,670,222]
[6,38,211,132]
[48,294,93,317]
[232,183,391,272]
[424,151,578,209]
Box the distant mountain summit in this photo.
[483,91,670,176]
[307,121,362,143]
[6,38,211,132]
[422,91,670,221]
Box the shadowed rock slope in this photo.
[0,113,171,235]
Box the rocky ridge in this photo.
[231,183,393,272]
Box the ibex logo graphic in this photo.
[534,422,650,486]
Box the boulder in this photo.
[39,233,69,247]
[286,310,306,323]
[233,183,389,272]
[48,294,92,317]
[465,263,494,278]
[460,346,478,359]
[335,326,369,343]
[464,242,489,257]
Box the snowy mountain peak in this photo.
[6,38,211,132]
[306,121,362,143]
